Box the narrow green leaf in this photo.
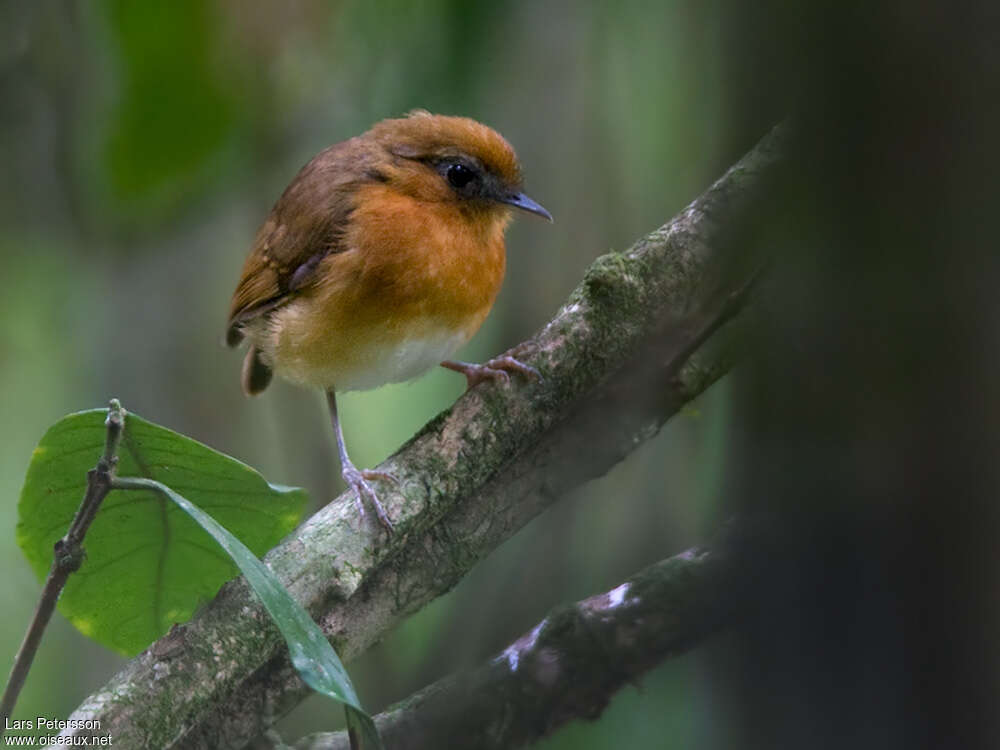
[346,705,384,750]
[16,409,307,655]
[114,477,383,748]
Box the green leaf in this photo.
[17,408,307,656]
[113,476,383,749]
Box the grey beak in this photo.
[499,192,553,222]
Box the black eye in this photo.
[446,163,476,189]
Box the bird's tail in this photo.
[241,346,273,396]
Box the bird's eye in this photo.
[446,163,476,189]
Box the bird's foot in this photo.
[341,463,396,531]
[442,356,542,390]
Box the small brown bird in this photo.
[226,112,551,529]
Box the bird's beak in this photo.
[499,192,553,222]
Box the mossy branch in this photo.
[55,125,786,749]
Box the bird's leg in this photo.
[441,356,542,390]
[325,390,394,531]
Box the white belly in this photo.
[256,307,473,392]
[330,328,470,391]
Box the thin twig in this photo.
[0,400,126,731]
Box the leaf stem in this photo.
[0,400,126,732]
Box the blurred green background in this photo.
[0,1,740,745]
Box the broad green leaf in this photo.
[114,476,383,749]
[17,408,307,656]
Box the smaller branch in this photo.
[290,534,736,750]
[0,400,126,731]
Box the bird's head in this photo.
[367,111,552,223]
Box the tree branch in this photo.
[56,125,786,749]
[287,535,736,750]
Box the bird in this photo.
[226,111,551,530]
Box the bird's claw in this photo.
[361,468,399,485]
[342,465,394,531]
[445,356,542,390]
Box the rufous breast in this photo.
[259,183,511,391]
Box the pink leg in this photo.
[326,390,395,531]
[441,356,542,390]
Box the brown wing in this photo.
[226,137,379,346]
